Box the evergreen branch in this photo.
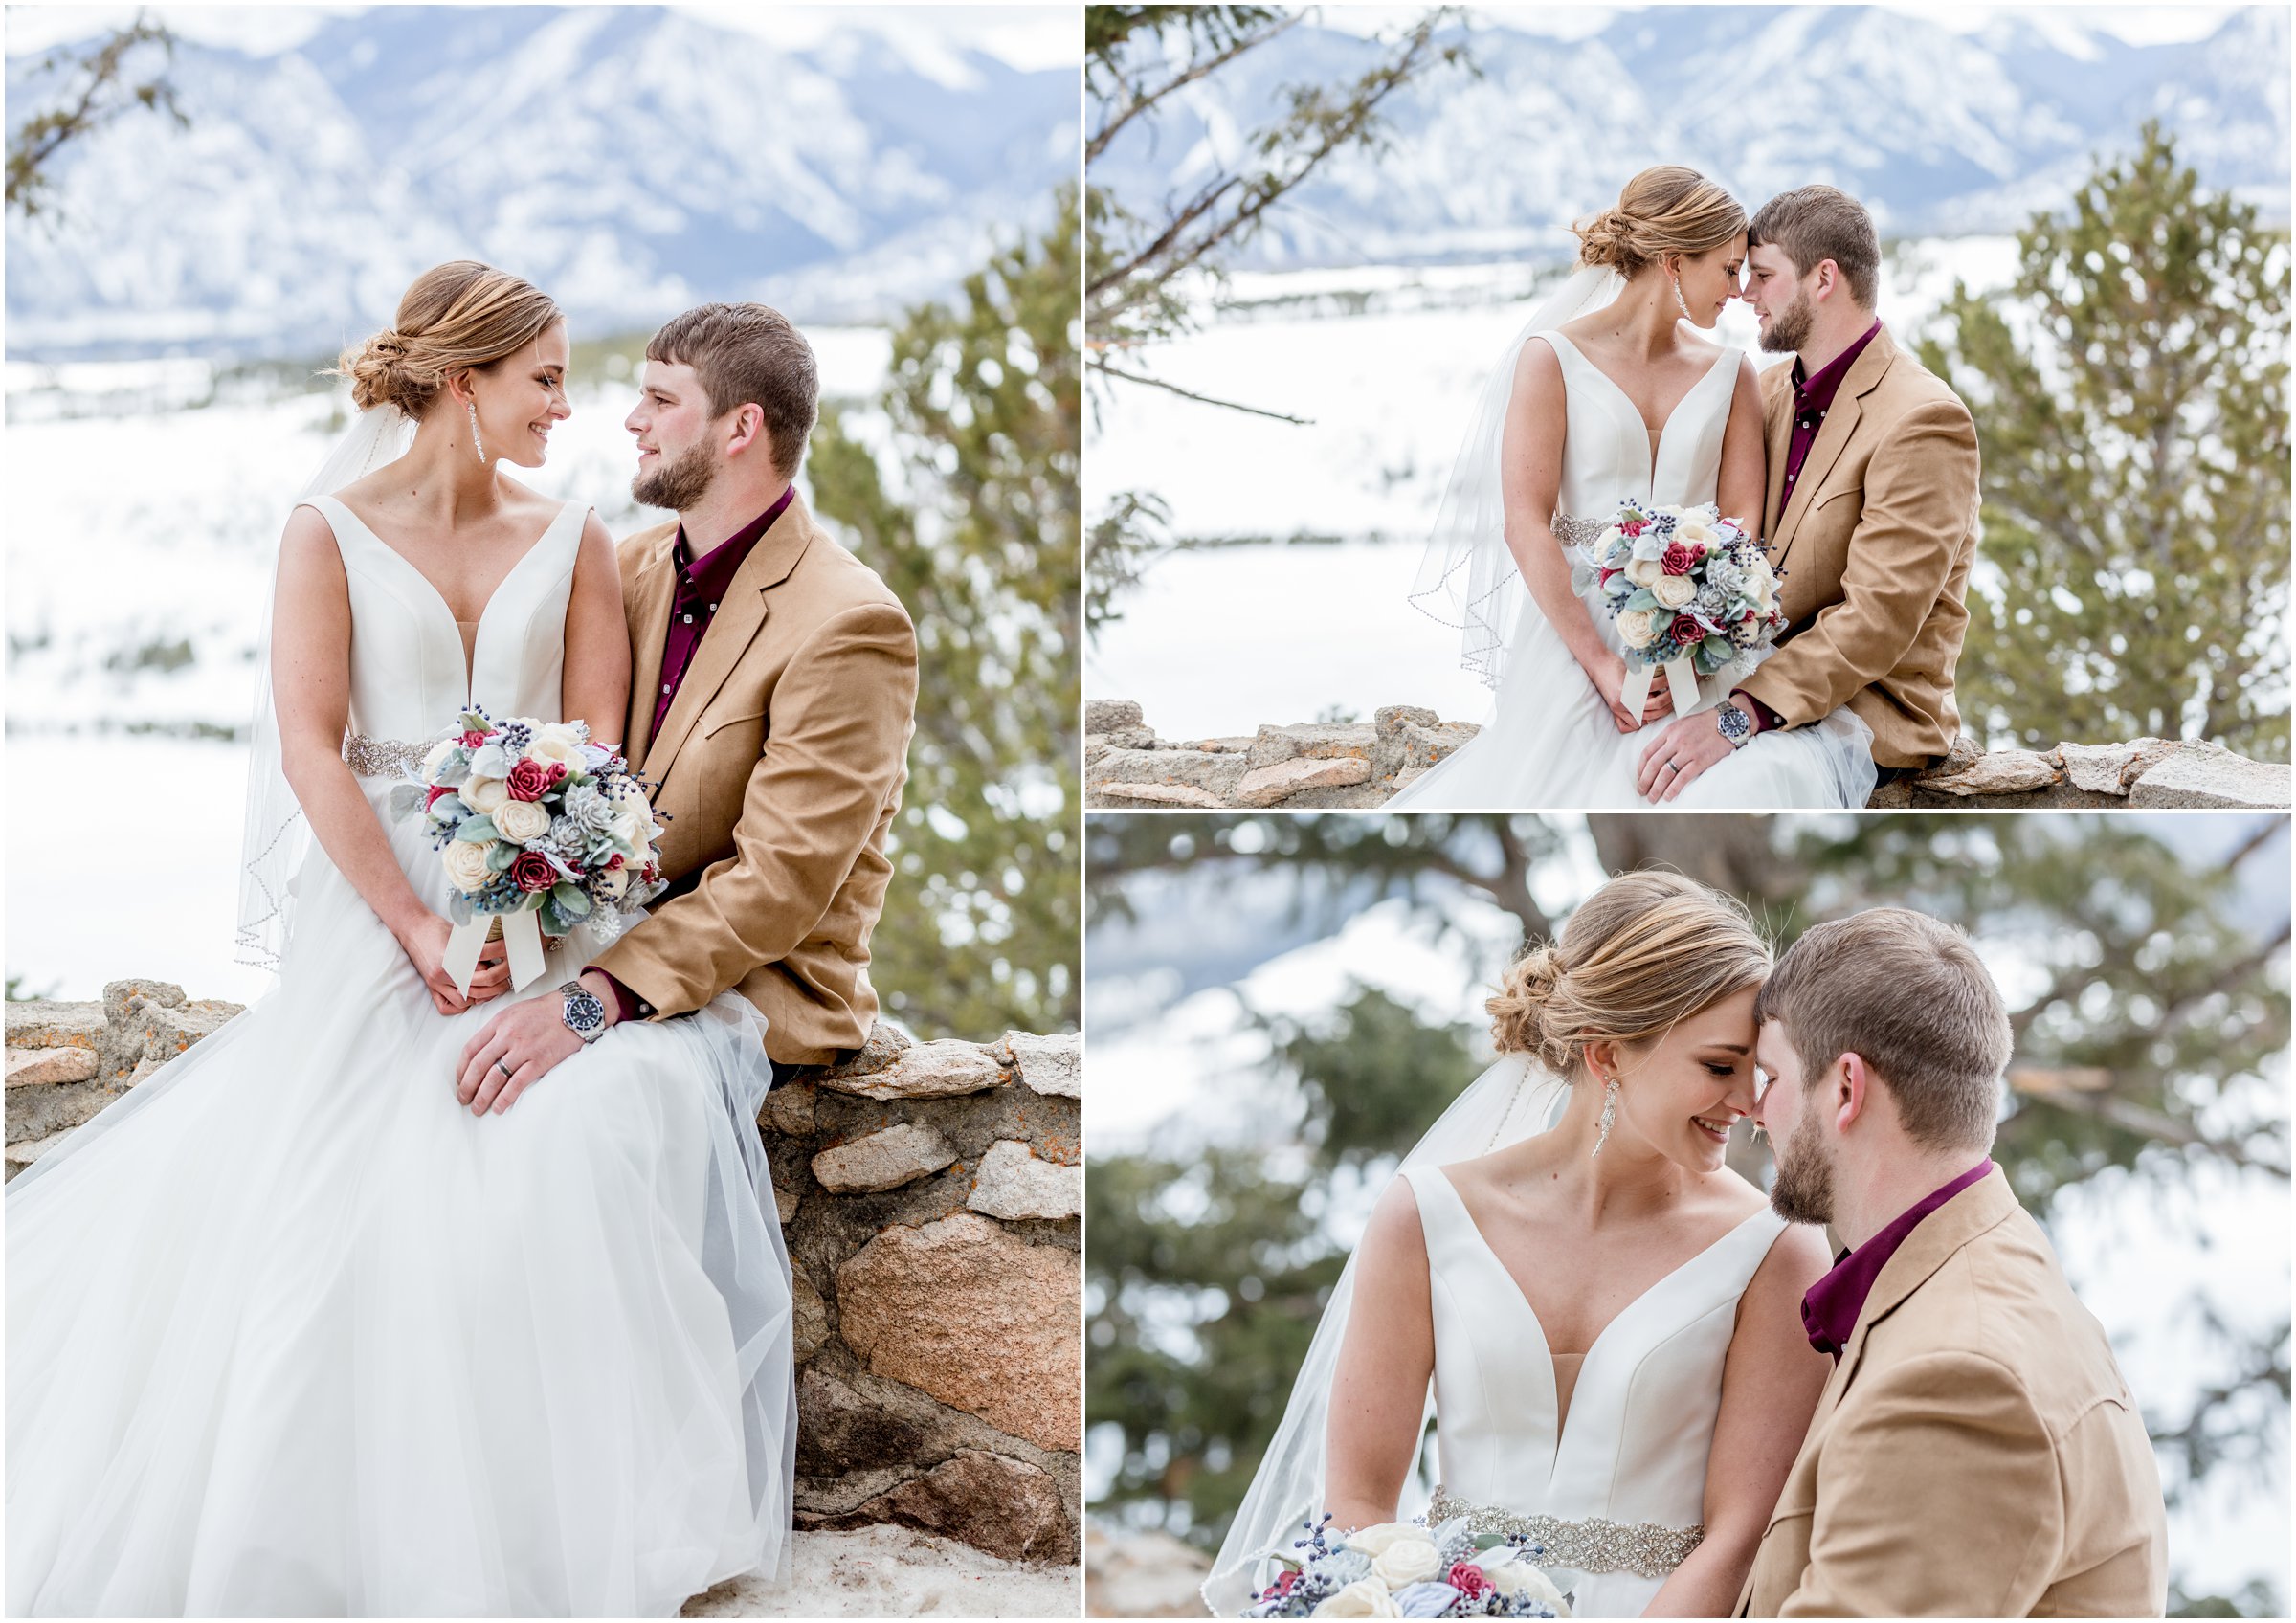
[1087,9,1304,165]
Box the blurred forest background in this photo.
[1085,812,2290,1616]
[1084,6,2291,758]
[6,7,1078,1038]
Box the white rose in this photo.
[528,724,585,768]
[1596,524,1623,550]
[1624,554,1664,587]
[1367,1537,1440,1590]
[492,799,551,842]
[1651,573,1696,609]
[610,808,651,849]
[1311,1578,1400,1618]
[1335,1523,1421,1558]
[1476,1559,1569,1614]
[1616,609,1658,649]
[465,777,508,814]
[598,864,632,900]
[604,776,651,810]
[1674,517,1718,550]
[421,739,460,780]
[440,839,496,893]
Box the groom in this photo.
[1738,910,2167,1616]
[458,302,919,1104]
[1638,185,1981,804]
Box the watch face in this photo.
[562,984,606,1033]
[1717,703,1751,743]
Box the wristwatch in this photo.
[559,979,609,1043]
[1714,700,1754,750]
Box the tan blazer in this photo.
[1739,1167,2167,1618]
[1737,326,1981,769]
[590,493,918,1065]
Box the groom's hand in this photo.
[1638,710,1732,802]
[456,973,618,1115]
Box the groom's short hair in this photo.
[1756,908,2010,1152]
[647,302,818,478]
[1749,187,1880,309]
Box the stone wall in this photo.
[4,985,1082,1570]
[1082,700,2293,811]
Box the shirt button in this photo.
[682,614,693,623]
[661,684,672,694]
[707,602,718,611]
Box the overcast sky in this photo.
[1,3,1080,70]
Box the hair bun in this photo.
[338,328,434,415]
[1488,943,1570,1067]
[1572,207,1642,274]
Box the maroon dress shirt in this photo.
[650,483,795,733]
[1729,318,1884,736]
[598,485,795,1029]
[1800,1158,1996,1357]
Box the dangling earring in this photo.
[1592,1075,1620,1159]
[466,400,487,466]
[1671,276,1692,320]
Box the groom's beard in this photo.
[1767,1095,1835,1225]
[633,440,720,512]
[1758,289,1816,355]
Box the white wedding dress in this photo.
[1392,328,1877,810]
[1403,1164,1785,1617]
[7,495,794,1617]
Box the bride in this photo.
[7,262,793,1616]
[1394,167,1876,810]
[1207,872,1832,1617]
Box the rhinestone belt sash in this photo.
[342,733,429,779]
[1551,512,1606,549]
[1426,1488,1704,1581]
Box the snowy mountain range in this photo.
[1095,5,2289,269]
[5,6,1078,359]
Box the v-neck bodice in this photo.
[1403,1164,1784,1613]
[1539,333,1737,514]
[301,494,585,738]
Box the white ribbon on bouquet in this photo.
[1622,655,1703,722]
[443,908,550,997]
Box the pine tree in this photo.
[806,189,1080,1040]
[1918,123,2291,761]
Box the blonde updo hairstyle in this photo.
[1573,166,1748,278]
[1488,871,1772,1078]
[334,260,562,418]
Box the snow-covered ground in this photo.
[1082,850,2293,1606]
[4,335,890,1001]
[1085,239,2022,737]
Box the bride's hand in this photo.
[1585,653,1676,733]
[396,914,508,1015]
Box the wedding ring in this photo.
[496,1059,514,1080]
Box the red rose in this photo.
[460,730,488,747]
[546,761,569,786]
[506,757,553,802]
[1448,1564,1491,1599]
[1668,613,1702,647]
[424,783,457,811]
[1621,520,1645,537]
[606,853,624,870]
[1661,541,1697,575]
[510,851,556,893]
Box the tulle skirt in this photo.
[7,784,793,1617]
[1389,579,1878,811]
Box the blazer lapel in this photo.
[641,494,817,785]
[623,534,680,767]
[1761,366,1794,545]
[1772,327,1898,572]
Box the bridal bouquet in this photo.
[1576,500,1786,718]
[1243,1515,1568,1618]
[391,706,666,993]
